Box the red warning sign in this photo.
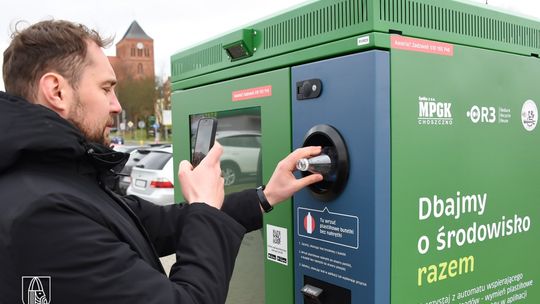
[304,212,316,234]
[391,35,454,57]
[232,85,272,102]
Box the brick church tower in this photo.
[108,21,155,82]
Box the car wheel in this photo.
[221,163,239,186]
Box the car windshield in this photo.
[135,151,172,170]
[125,150,151,167]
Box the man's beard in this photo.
[67,94,113,146]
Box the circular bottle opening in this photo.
[301,124,349,201]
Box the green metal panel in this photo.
[171,0,372,84]
[171,32,390,91]
[170,1,540,303]
[171,68,295,304]
[171,0,540,89]
[391,42,540,303]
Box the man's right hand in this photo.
[178,142,225,209]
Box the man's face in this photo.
[67,41,121,146]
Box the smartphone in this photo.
[192,117,218,167]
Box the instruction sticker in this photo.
[297,207,359,249]
[266,224,288,265]
[391,35,454,57]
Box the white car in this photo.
[216,131,261,186]
[126,130,261,204]
[126,146,175,205]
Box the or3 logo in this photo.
[467,106,496,123]
[521,100,537,132]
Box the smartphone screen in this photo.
[192,117,217,167]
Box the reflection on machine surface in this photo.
[190,107,264,304]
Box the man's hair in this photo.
[2,20,112,101]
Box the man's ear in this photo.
[36,72,72,118]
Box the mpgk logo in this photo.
[418,97,453,125]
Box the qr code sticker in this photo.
[266,224,287,265]
[273,229,281,245]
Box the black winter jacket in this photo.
[0,92,263,304]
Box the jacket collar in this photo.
[0,91,129,176]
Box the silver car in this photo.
[112,145,151,195]
[126,146,175,205]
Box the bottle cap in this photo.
[296,158,309,171]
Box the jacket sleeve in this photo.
[220,189,262,232]
[123,189,262,256]
[11,196,245,304]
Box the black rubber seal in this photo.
[301,124,349,202]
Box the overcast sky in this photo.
[1,0,540,91]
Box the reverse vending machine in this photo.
[171,1,540,303]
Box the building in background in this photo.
[108,20,155,82]
[108,21,159,139]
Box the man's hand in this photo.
[264,146,324,207]
[178,142,225,209]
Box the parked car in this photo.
[110,136,124,145]
[116,148,150,194]
[216,131,261,186]
[126,146,174,205]
[113,145,139,154]
[112,144,170,195]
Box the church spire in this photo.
[121,20,152,40]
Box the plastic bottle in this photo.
[296,147,336,176]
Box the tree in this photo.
[116,76,155,125]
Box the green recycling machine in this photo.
[171,0,540,303]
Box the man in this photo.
[0,20,323,303]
